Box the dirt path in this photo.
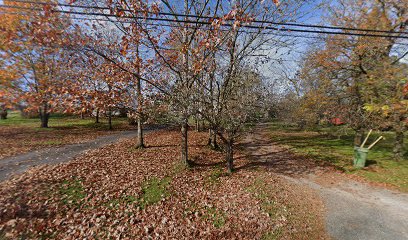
[0,129,154,181]
[242,123,408,240]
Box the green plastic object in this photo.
[353,147,369,168]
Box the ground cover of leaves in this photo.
[0,130,328,239]
[0,124,132,159]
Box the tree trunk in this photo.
[181,118,188,165]
[136,116,144,148]
[135,76,144,147]
[81,111,88,119]
[393,114,405,161]
[195,116,201,132]
[39,104,49,128]
[135,43,145,148]
[108,110,112,130]
[394,129,405,161]
[354,128,365,146]
[207,129,219,149]
[225,139,234,173]
[212,129,218,149]
[208,129,212,146]
[95,108,100,123]
[0,108,7,119]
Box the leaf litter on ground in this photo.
[0,130,328,239]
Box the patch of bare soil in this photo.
[0,130,328,239]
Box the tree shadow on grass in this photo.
[147,144,204,148]
[146,144,179,148]
[234,127,336,177]
[188,160,224,169]
[365,159,378,167]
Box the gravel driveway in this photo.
[243,123,408,240]
[0,129,151,181]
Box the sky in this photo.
[256,0,325,83]
[1,0,406,75]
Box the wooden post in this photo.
[360,129,372,148]
[367,136,383,150]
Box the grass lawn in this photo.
[0,111,133,159]
[268,121,408,192]
[0,111,128,129]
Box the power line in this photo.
[2,4,408,39]
[7,0,408,35]
[4,10,406,66]
[3,9,408,47]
